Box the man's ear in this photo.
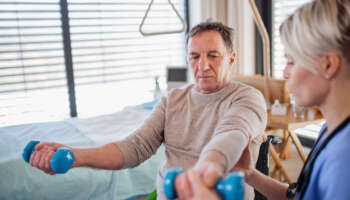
[229,52,236,66]
[323,52,340,79]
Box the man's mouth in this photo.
[199,76,214,78]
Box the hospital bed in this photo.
[0,100,164,200]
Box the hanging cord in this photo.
[248,0,271,106]
[139,0,187,36]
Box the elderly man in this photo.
[29,22,267,200]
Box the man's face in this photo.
[187,31,235,94]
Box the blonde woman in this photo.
[177,0,350,199]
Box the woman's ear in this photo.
[323,52,340,79]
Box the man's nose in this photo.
[198,55,209,71]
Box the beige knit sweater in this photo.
[115,81,267,200]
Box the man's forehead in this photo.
[187,44,226,54]
[188,31,223,43]
[187,31,227,53]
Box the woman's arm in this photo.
[245,168,290,200]
[231,138,291,200]
[175,165,290,200]
[175,139,291,200]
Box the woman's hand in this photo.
[230,137,253,179]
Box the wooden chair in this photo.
[232,75,290,104]
[232,75,295,183]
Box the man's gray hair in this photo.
[186,21,234,52]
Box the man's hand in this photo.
[175,169,221,200]
[29,142,69,175]
[174,160,224,199]
[194,161,224,188]
[28,142,124,174]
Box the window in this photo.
[272,0,311,78]
[0,0,187,126]
[68,0,187,117]
[0,1,70,126]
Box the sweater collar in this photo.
[190,83,232,105]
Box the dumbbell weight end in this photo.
[164,168,244,200]
[22,140,74,174]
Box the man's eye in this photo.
[287,61,294,65]
[208,54,219,58]
[190,55,199,60]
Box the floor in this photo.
[269,145,311,183]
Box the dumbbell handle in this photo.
[164,168,244,200]
[22,140,74,174]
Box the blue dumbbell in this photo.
[164,168,244,200]
[22,140,74,174]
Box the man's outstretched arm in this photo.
[29,142,125,174]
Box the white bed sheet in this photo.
[0,104,165,200]
[69,105,152,145]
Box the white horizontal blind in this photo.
[0,0,70,126]
[0,0,188,125]
[68,0,187,117]
[272,0,311,78]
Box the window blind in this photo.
[272,0,311,78]
[0,0,188,125]
[0,1,70,126]
[68,0,187,117]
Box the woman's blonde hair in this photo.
[280,0,350,74]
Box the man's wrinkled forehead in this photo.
[187,31,232,53]
[187,31,228,54]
